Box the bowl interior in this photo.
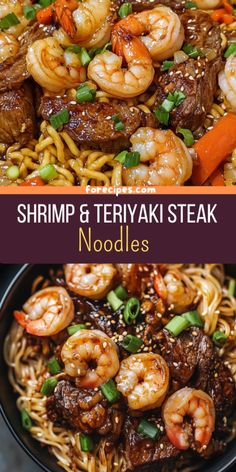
[0,264,235,472]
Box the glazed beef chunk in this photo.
[0,84,36,145]
[40,98,157,152]
[155,11,222,132]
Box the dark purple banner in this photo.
[0,194,234,263]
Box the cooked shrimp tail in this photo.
[64,264,117,299]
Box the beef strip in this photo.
[40,98,157,152]
[0,23,54,93]
[0,83,36,145]
[123,415,180,472]
[154,11,223,132]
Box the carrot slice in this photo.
[36,5,54,24]
[208,167,225,186]
[191,113,236,186]
[223,0,233,13]
[211,9,225,21]
[20,176,45,186]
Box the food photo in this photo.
[0,263,236,472]
[1,0,236,186]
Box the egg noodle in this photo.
[4,264,236,472]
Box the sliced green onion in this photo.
[107,290,124,311]
[65,44,81,54]
[6,165,20,180]
[122,334,143,353]
[123,297,140,325]
[0,13,20,30]
[228,279,236,296]
[21,409,32,430]
[39,0,53,6]
[23,5,36,20]
[47,357,61,375]
[168,91,186,107]
[100,379,120,403]
[39,164,58,181]
[161,60,175,71]
[154,107,169,126]
[212,331,228,347]
[67,324,87,336]
[41,377,58,396]
[182,310,203,327]
[124,151,140,168]
[183,43,203,59]
[111,114,120,123]
[76,84,96,103]
[176,127,194,147]
[80,47,91,66]
[114,150,128,164]
[80,434,94,452]
[224,44,236,58]
[115,121,125,131]
[118,2,132,18]
[114,285,128,300]
[185,1,197,8]
[165,316,190,336]
[89,42,112,58]
[137,419,160,440]
[161,98,175,113]
[50,108,70,129]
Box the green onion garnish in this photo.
[161,60,175,71]
[80,47,91,66]
[137,419,160,440]
[47,357,61,375]
[185,1,197,8]
[176,127,195,147]
[50,108,70,129]
[0,13,20,30]
[168,91,186,107]
[6,165,20,180]
[212,331,228,347]
[165,316,190,336]
[154,107,170,126]
[182,310,203,327]
[114,285,128,301]
[80,434,95,452]
[107,290,124,311]
[21,409,32,430]
[161,98,175,113]
[100,379,120,403]
[41,377,58,396]
[124,151,140,168]
[122,334,143,353]
[65,44,81,54]
[39,0,53,6]
[115,121,125,131]
[89,42,112,58]
[76,84,96,103]
[67,324,87,336]
[115,150,127,165]
[23,5,36,20]
[118,2,132,18]
[112,114,121,123]
[39,164,58,181]
[123,297,140,325]
[228,279,236,296]
[183,43,203,59]
[224,44,236,58]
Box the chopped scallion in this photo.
[23,5,36,20]
[39,164,58,181]
[228,279,236,296]
[176,127,194,147]
[50,108,70,129]
[182,310,203,327]
[41,377,58,396]
[183,43,203,59]
[89,42,112,58]
[80,47,91,66]
[21,409,32,430]
[100,379,120,403]
[185,1,197,8]
[224,44,236,58]
[123,297,140,325]
[65,44,81,54]
[168,91,186,107]
[39,0,53,6]
[118,2,132,18]
[76,84,96,103]
[114,285,128,300]
[80,434,95,452]
[137,419,160,440]
[154,107,170,126]
[115,121,125,131]
[67,324,87,336]
[161,60,175,71]
[212,331,228,347]
[107,290,124,311]
[48,357,61,375]
[124,151,140,168]
[6,165,20,180]
[114,150,128,164]
[0,13,20,30]
[165,316,190,336]
[122,334,143,353]
[161,98,175,113]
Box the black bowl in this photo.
[0,264,235,472]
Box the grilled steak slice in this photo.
[40,98,157,152]
[155,11,222,132]
[0,23,54,93]
[0,83,36,145]
[124,415,179,472]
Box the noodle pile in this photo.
[4,264,236,472]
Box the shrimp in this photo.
[193,0,222,8]
[0,32,19,63]
[61,329,120,388]
[64,263,117,299]
[112,6,184,62]
[123,128,193,186]
[218,56,236,112]
[0,0,31,36]
[14,287,74,337]
[154,269,198,314]
[116,353,169,410]
[37,0,111,47]
[26,37,86,93]
[163,388,215,451]
[87,40,154,98]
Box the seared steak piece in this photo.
[0,83,36,145]
[40,98,157,152]
[0,23,54,93]
[155,11,222,132]
[123,415,180,472]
